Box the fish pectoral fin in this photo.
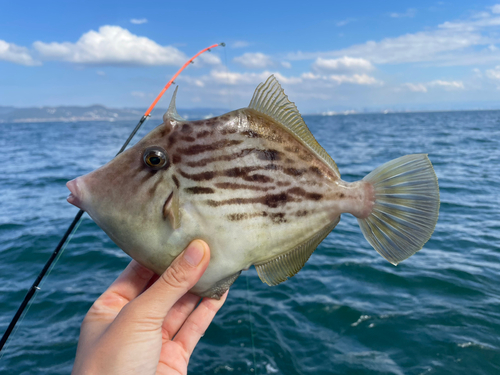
[248,75,340,178]
[163,86,186,123]
[255,217,340,286]
[163,189,181,229]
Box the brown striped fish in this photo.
[66,75,440,298]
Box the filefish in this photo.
[66,76,440,299]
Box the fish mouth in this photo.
[66,178,84,209]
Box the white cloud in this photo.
[328,73,379,85]
[472,11,491,19]
[175,69,382,111]
[287,6,500,67]
[206,70,284,85]
[390,9,416,18]
[233,52,274,69]
[336,18,355,27]
[233,53,293,70]
[33,25,187,66]
[428,80,464,90]
[402,80,464,92]
[96,70,105,76]
[198,52,221,66]
[299,71,380,85]
[289,29,486,65]
[486,65,500,80]
[491,5,500,14]
[131,91,146,98]
[181,69,380,87]
[232,41,249,48]
[485,66,500,89]
[0,40,39,66]
[403,83,428,92]
[312,56,374,74]
[194,80,205,87]
[438,17,500,31]
[130,18,148,24]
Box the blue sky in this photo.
[2,0,500,113]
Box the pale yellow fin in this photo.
[358,154,440,265]
[163,86,186,123]
[248,75,340,178]
[255,217,340,286]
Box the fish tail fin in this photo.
[357,154,440,265]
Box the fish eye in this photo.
[143,147,169,170]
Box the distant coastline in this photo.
[0,105,228,123]
[1,104,500,123]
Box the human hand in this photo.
[72,240,227,375]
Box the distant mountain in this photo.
[0,105,229,123]
[0,106,16,115]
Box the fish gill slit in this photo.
[162,191,174,220]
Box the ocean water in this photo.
[0,111,499,374]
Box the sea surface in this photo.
[0,111,499,374]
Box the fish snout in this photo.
[66,177,86,209]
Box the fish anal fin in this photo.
[163,189,181,229]
[248,75,340,178]
[197,271,242,299]
[163,86,186,123]
[255,217,340,286]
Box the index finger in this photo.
[132,240,210,320]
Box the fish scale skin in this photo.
[172,109,337,228]
[160,109,359,295]
[76,108,369,297]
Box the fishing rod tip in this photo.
[219,42,226,47]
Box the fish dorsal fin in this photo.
[248,75,340,177]
[255,217,340,286]
[163,86,186,123]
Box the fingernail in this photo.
[183,240,205,266]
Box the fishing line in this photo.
[246,273,258,374]
[221,44,258,374]
[222,45,233,109]
[0,42,225,353]
[222,44,257,373]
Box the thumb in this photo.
[132,240,210,319]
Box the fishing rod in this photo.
[0,42,225,353]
